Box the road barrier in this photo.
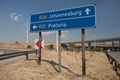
[105,51,120,72]
[0,49,38,60]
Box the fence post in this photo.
[26,52,28,60]
[114,61,118,71]
[35,50,37,56]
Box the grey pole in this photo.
[56,31,58,52]
[58,30,61,72]
[81,29,86,76]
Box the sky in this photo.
[0,0,120,43]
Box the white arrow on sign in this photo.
[33,25,37,30]
[85,8,90,15]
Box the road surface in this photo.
[0,48,27,67]
[108,51,120,63]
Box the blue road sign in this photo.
[30,5,96,32]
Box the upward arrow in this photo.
[85,8,91,15]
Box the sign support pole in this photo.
[38,32,42,64]
[81,29,86,76]
[58,30,61,72]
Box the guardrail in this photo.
[105,51,120,72]
[0,49,38,60]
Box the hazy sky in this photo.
[0,0,120,43]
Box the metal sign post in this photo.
[81,29,86,76]
[38,32,42,64]
[58,30,61,72]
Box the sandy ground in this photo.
[0,51,4,55]
[0,50,119,80]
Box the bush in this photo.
[75,47,81,53]
[96,48,102,52]
[27,45,32,49]
[61,43,68,50]
[68,43,75,52]
[91,47,102,52]
[46,44,54,50]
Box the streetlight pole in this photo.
[26,20,29,44]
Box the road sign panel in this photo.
[35,39,44,49]
[30,5,96,32]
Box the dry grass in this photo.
[0,43,28,49]
[0,50,119,80]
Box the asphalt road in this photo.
[0,48,27,67]
[0,48,24,54]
